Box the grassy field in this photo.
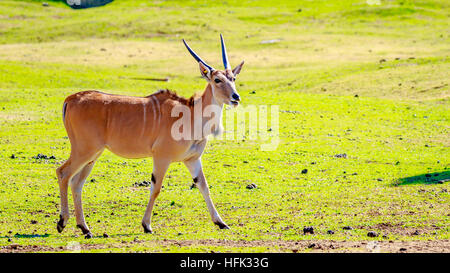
[0,0,449,252]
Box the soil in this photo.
[1,239,449,253]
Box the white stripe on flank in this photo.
[141,101,147,137]
[149,96,156,132]
[151,96,161,130]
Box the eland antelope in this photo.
[56,35,244,238]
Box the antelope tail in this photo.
[62,102,68,122]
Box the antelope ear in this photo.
[232,60,245,76]
[199,62,213,81]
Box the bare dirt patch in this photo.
[2,239,448,253]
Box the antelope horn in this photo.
[220,34,230,70]
[182,39,214,71]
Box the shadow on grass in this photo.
[13,233,50,238]
[22,0,114,9]
[0,233,143,239]
[394,170,450,186]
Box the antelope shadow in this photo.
[394,170,449,186]
[0,234,50,239]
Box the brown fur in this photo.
[146,89,200,108]
[55,43,244,236]
[56,83,231,236]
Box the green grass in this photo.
[0,0,449,252]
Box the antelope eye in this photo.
[214,78,222,83]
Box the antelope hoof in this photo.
[57,215,66,233]
[76,224,92,238]
[142,223,152,234]
[215,221,230,230]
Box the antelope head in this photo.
[183,34,245,107]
